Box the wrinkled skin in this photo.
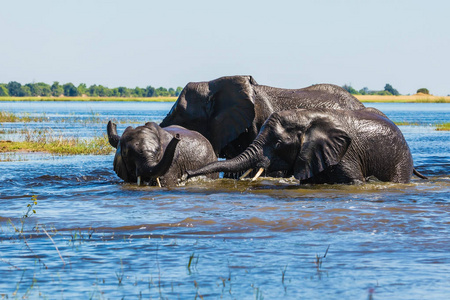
[160,75,365,160]
[107,121,218,187]
[188,108,417,184]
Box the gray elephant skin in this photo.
[188,108,418,184]
[160,75,365,160]
[107,121,218,187]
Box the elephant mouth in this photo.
[136,176,162,187]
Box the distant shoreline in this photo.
[0,95,449,103]
[356,94,450,103]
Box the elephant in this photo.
[160,75,365,160]
[107,121,218,187]
[187,108,422,184]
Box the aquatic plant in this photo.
[0,129,113,155]
[0,111,47,122]
[436,122,450,131]
[187,252,199,274]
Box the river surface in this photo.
[0,101,449,299]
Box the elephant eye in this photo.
[275,140,282,149]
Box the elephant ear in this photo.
[294,119,351,181]
[207,76,256,155]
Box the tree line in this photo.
[0,81,184,97]
[342,83,401,96]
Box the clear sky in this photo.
[1,0,449,95]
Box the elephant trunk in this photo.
[107,121,120,148]
[188,141,265,177]
[140,134,180,179]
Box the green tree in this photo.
[38,82,52,96]
[342,84,359,95]
[7,81,22,96]
[88,85,98,96]
[384,84,399,96]
[417,88,429,94]
[77,83,87,96]
[155,87,169,97]
[21,85,32,96]
[175,86,183,97]
[118,87,131,97]
[0,84,9,96]
[96,85,110,97]
[111,88,120,97]
[63,83,79,96]
[51,82,64,96]
[145,86,155,97]
[132,87,144,97]
[358,87,369,95]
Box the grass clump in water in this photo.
[0,111,47,123]
[0,129,113,155]
[435,122,450,131]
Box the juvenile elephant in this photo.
[107,121,218,187]
[188,108,418,184]
[160,75,365,160]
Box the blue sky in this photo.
[1,0,449,95]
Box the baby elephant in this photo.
[107,121,218,187]
[188,108,420,184]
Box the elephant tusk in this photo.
[137,176,142,186]
[239,169,253,180]
[156,177,162,187]
[251,168,265,181]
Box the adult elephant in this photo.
[107,121,218,187]
[187,108,420,184]
[160,75,365,159]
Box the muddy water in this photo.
[0,102,449,299]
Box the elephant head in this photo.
[188,109,352,182]
[160,75,259,158]
[107,121,180,185]
[160,75,365,162]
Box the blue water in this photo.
[0,101,449,299]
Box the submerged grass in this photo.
[0,129,113,155]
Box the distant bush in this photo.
[417,88,429,94]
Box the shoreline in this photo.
[0,95,449,103]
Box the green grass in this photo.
[436,122,450,131]
[0,96,177,102]
[0,111,47,122]
[394,121,420,126]
[0,129,113,155]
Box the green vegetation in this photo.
[417,88,430,94]
[0,81,183,98]
[343,83,400,95]
[0,129,112,155]
[436,122,450,131]
[0,96,176,102]
[0,111,47,122]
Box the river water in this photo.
[0,101,449,299]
